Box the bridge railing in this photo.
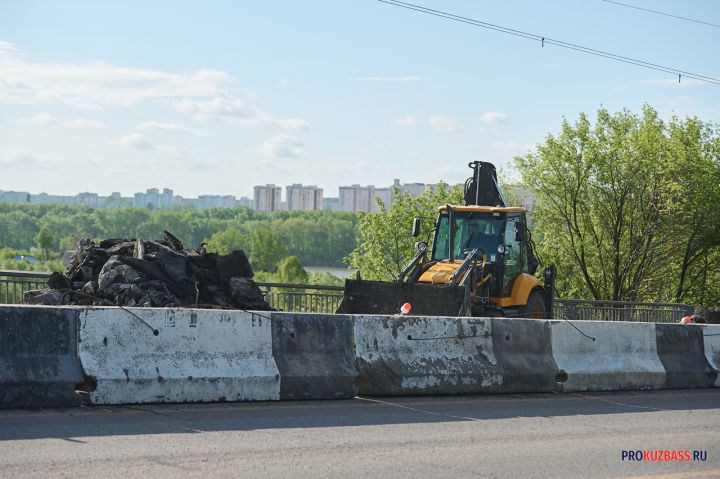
[0,270,52,305]
[0,269,693,321]
[553,298,692,324]
[255,282,344,314]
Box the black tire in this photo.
[518,290,545,319]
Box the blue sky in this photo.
[1,0,718,198]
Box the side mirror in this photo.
[515,223,525,242]
[411,217,421,237]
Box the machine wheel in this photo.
[518,290,545,319]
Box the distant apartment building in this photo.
[133,187,175,209]
[237,196,253,209]
[103,192,133,208]
[286,184,323,211]
[0,190,30,203]
[197,195,237,210]
[30,193,77,205]
[393,179,426,198]
[339,185,392,213]
[76,192,100,208]
[253,184,282,212]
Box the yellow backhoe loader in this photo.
[337,161,555,318]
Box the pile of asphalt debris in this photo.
[25,231,272,310]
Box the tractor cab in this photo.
[419,206,534,304]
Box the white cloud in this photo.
[429,116,462,133]
[12,112,105,128]
[261,134,304,159]
[394,115,418,127]
[480,112,510,125]
[174,97,310,130]
[121,134,155,151]
[0,42,234,109]
[136,121,201,135]
[350,76,423,82]
[0,147,66,168]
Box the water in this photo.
[305,266,357,279]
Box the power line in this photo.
[601,0,720,29]
[377,0,720,86]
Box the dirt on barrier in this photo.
[24,231,272,311]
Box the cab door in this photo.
[500,214,525,296]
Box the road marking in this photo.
[573,393,670,411]
[355,396,481,421]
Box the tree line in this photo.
[0,205,358,276]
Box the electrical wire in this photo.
[377,0,720,86]
[601,0,720,29]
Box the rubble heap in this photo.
[25,231,271,310]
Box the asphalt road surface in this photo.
[1,389,719,479]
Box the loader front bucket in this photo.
[336,279,467,316]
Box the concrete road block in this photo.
[490,318,558,393]
[0,305,83,408]
[702,325,720,387]
[78,307,280,404]
[271,312,357,399]
[656,323,717,389]
[551,321,666,391]
[354,315,501,396]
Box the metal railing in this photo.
[0,270,51,305]
[0,269,695,321]
[256,282,344,314]
[554,299,693,324]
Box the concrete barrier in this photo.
[702,325,720,387]
[4,304,719,408]
[551,320,666,391]
[490,318,558,393]
[271,312,357,399]
[656,323,717,389]
[354,315,505,396]
[0,305,83,408]
[78,307,280,405]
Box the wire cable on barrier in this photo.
[561,316,596,341]
[555,296,596,341]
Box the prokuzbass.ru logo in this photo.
[622,450,708,461]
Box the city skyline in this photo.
[2,1,717,198]
[1,177,538,214]
[0,177,435,206]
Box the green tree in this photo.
[347,183,464,280]
[274,256,309,284]
[249,228,288,272]
[205,227,249,255]
[516,105,720,303]
[35,225,54,260]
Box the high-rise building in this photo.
[286,184,323,211]
[159,188,174,209]
[76,192,100,208]
[339,185,390,213]
[133,187,175,209]
[253,184,282,212]
[393,179,427,198]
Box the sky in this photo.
[1,0,718,199]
